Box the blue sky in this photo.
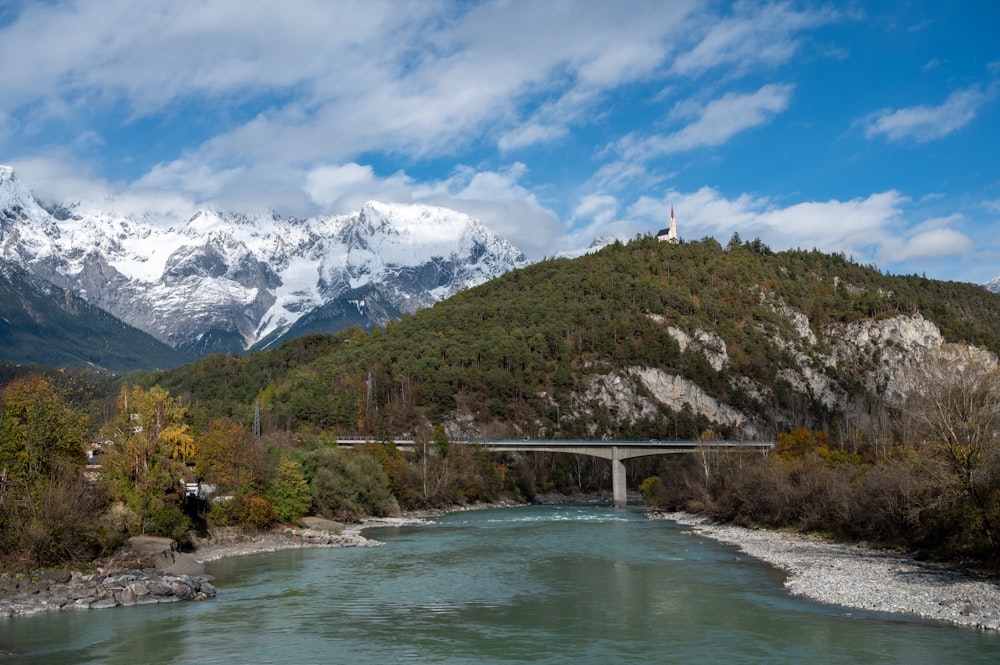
[2,1,998,284]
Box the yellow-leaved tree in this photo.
[196,417,263,491]
[99,384,192,540]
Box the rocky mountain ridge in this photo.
[0,166,527,356]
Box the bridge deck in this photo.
[336,437,773,508]
[337,438,773,448]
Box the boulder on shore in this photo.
[126,536,206,576]
[0,568,217,618]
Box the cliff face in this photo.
[567,312,995,439]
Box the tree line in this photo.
[0,375,587,571]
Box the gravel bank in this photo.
[191,520,388,563]
[652,511,1000,631]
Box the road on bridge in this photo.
[337,437,774,507]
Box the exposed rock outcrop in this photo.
[564,311,995,438]
[0,569,216,618]
[574,368,757,438]
[824,313,946,401]
[630,368,756,437]
[664,324,729,372]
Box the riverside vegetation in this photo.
[1,235,999,574]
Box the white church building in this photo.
[656,205,678,244]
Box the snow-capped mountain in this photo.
[552,235,617,260]
[0,166,527,355]
[986,276,1000,294]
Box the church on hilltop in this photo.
[656,205,678,244]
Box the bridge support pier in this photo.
[337,438,774,509]
[611,447,627,508]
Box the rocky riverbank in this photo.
[0,567,217,618]
[652,511,1000,631]
[0,519,382,619]
[190,517,383,563]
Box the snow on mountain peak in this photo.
[553,235,618,260]
[0,167,528,354]
[0,166,51,221]
[0,165,63,261]
[317,200,525,302]
[985,276,1000,294]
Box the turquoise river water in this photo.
[1,504,998,663]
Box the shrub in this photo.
[208,492,277,530]
[309,449,391,521]
[638,476,665,505]
[266,457,312,523]
[0,465,114,570]
[240,494,278,529]
[143,504,193,544]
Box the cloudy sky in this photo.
[2,1,998,283]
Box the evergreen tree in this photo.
[266,456,312,522]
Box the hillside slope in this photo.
[0,262,189,370]
[149,236,1000,440]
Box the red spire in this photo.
[670,204,674,221]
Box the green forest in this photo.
[2,235,999,570]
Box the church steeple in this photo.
[658,204,678,244]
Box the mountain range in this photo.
[0,166,526,365]
[2,163,999,372]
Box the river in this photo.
[1,504,997,663]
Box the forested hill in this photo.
[149,235,1000,441]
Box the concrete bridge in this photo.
[337,438,774,507]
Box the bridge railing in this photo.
[333,436,774,449]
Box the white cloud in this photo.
[305,164,413,212]
[883,227,974,262]
[438,196,561,260]
[630,187,766,240]
[570,186,973,273]
[589,160,665,194]
[10,152,201,223]
[412,163,562,259]
[619,84,794,160]
[498,122,570,152]
[0,1,834,175]
[572,194,619,226]
[430,163,534,202]
[0,1,699,165]
[306,164,379,207]
[863,86,991,142]
[672,2,840,76]
[0,1,432,114]
[666,84,793,151]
